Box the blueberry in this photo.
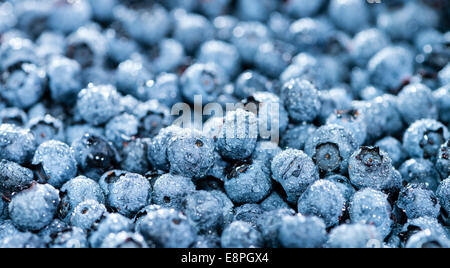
[213,15,238,42]
[327,224,382,248]
[173,11,214,54]
[134,99,172,138]
[375,137,407,168]
[251,141,282,169]
[87,0,117,22]
[115,59,153,101]
[259,192,290,212]
[48,0,92,34]
[328,0,369,34]
[224,160,272,204]
[88,213,133,248]
[50,226,88,248]
[233,203,264,228]
[59,176,105,221]
[405,230,450,248]
[0,160,34,197]
[282,0,324,18]
[433,85,450,125]
[47,56,82,105]
[152,173,195,210]
[210,190,234,227]
[66,25,107,69]
[256,208,295,248]
[8,183,60,232]
[120,138,151,174]
[221,221,263,248]
[0,124,36,165]
[324,174,356,205]
[278,214,327,248]
[255,40,295,79]
[305,124,358,175]
[150,38,186,74]
[37,219,68,245]
[281,53,330,90]
[0,232,45,248]
[70,200,107,231]
[65,124,104,145]
[0,198,7,221]
[0,220,19,240]
[231,21,271,64]
[146,73,182,108]
[351,28,390,67]
[100,231,148,248]
[348,146,397,191]
[397,183,441,219]
[271,149,319,204]
[99,171,151,217]
[198,40,240,78]
[71,134,120,180]
[280,124,316,151]
[147,125,183,171]
[437,178,450,217]
[326,109,367,145]
[0,107,28,126]
[298,180,346,228]
[281,79,321,123]
[76,84,121,126]
[403,119,449,161]
[397,83,439,125]
[217,109,258,161]
[167,129,215,178]
[318,88,353,124]
[237,0,277,22]
[0,2,17,34]
[350,188,393,238]
[183,190,224,233]
[439,64,450,86]
[234,71,272,100]
[400,216,448,243]
[27,115,65,146]
[104,27,138,65]
[137,208,197,248]
[105,113,139,149]
[436,140,449,179]
[288,18,331,53]
[192,233,221,249]
[399,158,441,192]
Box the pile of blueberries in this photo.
[0,0,449,248]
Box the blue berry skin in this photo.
[259,192,290,212]
[134,100,172,139]
[114,4,170,46]
[0,198,7,221]
[183,190,224,233]
[403,119,449,161]
[0,220,19,240]
[70,200,107,231]
[167,129,215,178]
[439,64,450,86]
[324,174,356,205]
[0,232,45,248]
[48,0,92,34]
[221,221,263,248]
[224,160,272,204]
[0,37,37,72]
[8,183,59,232]
[71,134,120,181]
[237,0,277,21]
[198,40,241,78]
[375,137,407,168]
[59,176,105,221]
[192,233,221,249]
[433,85,450,125]
[115,59,153,101]
[173,11,214,54]
[180,63,227,104]
[328,0,369,34]
[368,46,413,93]
[65,124,104,146]
[0,124,36,165]
[197,0,230,18]
[0,61,46,109]
[280,124,316,151]
[65,25,107,69]
[405,230,450,248]
[104,28,138,65]
[88,213,133,248]
[278,214,327,248]
[399,158,441,192]
[0,160,34,196]
[0,3,16,34]
[255,40,295,79]
[105,113,139,149]
[100,231,148,248]
[397,83,439,125]
[298,180,346,228]
[87,0,117,22]
[281,54,327,90]
[268,12,292,42]
[152,173,196,210]
[27,115,65,146]
[305,124,358,175]
[282,0,324,18]
[400,216,449,243]
[326,223,382,248]
[47,56,82,105]
[288,18,331,53]
[234,71,272,100]
[350,188,393,238]
[213,15,238,42]
[318,88,353,124]
[210,190,234,227]
[281,79,321,123]
[137,208,197,248]
[256,208,295,248]
[326,109,367,146]
[436,141,449,180]
[348,147,397,191]
[251,141,282,171]
[32,140,77,189]
[76,84,121,126]
[0,107,27,126]
[217,109,258,161]
[120,138,151,175]
[437,178,450,216]
[271,149,319,204]
[397,183,441,219]
[351,28,390,67]
[233,203,264,228]
[147,125,183,172]
[36,218,68,245]
[50,227,88,248]
[145,73,182,108]
[231,21,271,64]
[99,171,151,217]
